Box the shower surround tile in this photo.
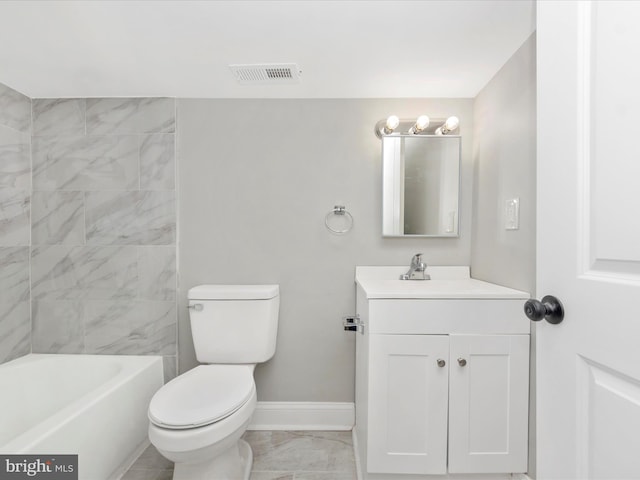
[32,99,86,136]
[86,98,175,135]
[31,245,177,301]
[31,191,85,245]
[0,82,31,133]
[32,135,139,190]
[0,247,30,363]
[85,191,176,245]
[138,246,176,300]
[84,300,176,355]
[0,125,30,189]
[31,300,84,353]
[0,89,177,361]
[140,134,175,190]
[0,301,30,363]
[0,247,29,303]
[31,298,176,356]
[31,245,138,301]
[0,189,30,245]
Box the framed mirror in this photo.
[382,135,460,237]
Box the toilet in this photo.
[148,284,279,480]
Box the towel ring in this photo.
[325,205,353,235]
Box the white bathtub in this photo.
[0,354,164,480]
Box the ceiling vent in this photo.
[229,63,302,85]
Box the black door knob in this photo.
[524,295,564,324]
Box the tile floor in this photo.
[121,431,357,480]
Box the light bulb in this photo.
[444,116,459,132]
[434,127,443,135]
[385,115,400,131]
[410,115,430,134]
[416,115,429,130]
[382,115,400,135]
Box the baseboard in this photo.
[511,475,532,480]
[247,401,355,431]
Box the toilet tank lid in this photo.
[188,284,279,300]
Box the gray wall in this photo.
[471,35,536,293]
[471,33,537,477]
[0,83,31,363]
[177,98,473,401]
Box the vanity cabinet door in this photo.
[367,334,449,474]
[448,334,530,474]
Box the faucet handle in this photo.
[411,253,425,267]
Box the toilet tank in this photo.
[188,284,279,364]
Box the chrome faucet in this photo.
[400,253,430,280]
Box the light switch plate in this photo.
[505,198,520,230]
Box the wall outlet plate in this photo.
[505,198,520,230]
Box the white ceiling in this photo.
[0,0,536,99]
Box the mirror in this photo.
[382,135,460,237]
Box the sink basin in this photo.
[355,266,529,299]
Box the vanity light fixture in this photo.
[434,116,460,135]
[408,115,430,134]
[375,115,459,138]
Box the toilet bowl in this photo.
[149,365,257,479]
[147,284,279,480]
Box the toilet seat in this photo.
[148,364,255,429]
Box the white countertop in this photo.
[355,266,530,300]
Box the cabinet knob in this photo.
[437,359,446,367]
[457,357,467,367]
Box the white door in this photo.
[448,334,529,474]
[537,2,640,479]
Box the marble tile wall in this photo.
[0,83,31,363]
[0,85,177,373]
[29,97,178,376]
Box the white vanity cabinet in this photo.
[354,267,531,479]
[367,333,450,474]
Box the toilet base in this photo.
[172,439,253,480]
